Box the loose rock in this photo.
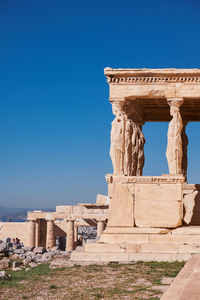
[0,259,10,269]
[23,256,32,266]
[0,243,7,253]
[0,271,11,280]
[12,261,22,269]
[14,249,25,255]
[42,253,52,261]
[29,262,37,268]
[33,247,46,254]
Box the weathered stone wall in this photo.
[54,220,67,236]
[0,222,29,245]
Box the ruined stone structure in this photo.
[2,68,200,263]
[0,194,109,250]
[70,68,200,262]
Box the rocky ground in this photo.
[0,239,71,275]
[0,240,185,300]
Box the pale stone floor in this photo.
[0,261,183,300]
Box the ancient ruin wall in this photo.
[0,222,29,245]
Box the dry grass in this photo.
[0,261,185,299]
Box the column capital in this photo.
[45,213,55,221]
[46,219,54,223]
[28,219,35,222]
[110,99,124,116]
[167,97,184,108]
[96,218,106,222]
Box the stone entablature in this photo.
[105,68,200,122]
[105,68,200,84]
[105,174,185,184]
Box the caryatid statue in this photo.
[181,122,188,180]
[110,101,146,176]
[130,122,140,176]
[110,102,125,174]
[166,99,183,175]
[124,117,133,176]
[136,124,145,176]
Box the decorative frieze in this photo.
[107,76,200,84]
[105,174,185,184]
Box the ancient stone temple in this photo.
[71,68,200,262]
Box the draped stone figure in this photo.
[110,102,146,176]
[181,122,188,180]
[110,108,125,174]
[131,122,140,176]
[166,104,183,174]
[124,118,133,176]
[136,126,145,176]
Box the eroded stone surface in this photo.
[161,254,200,300]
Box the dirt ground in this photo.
[0,261,184,300]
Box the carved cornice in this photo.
[104,68,200,85]
[105,174,185,184]
[106,76,200,84]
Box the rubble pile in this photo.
[0,238,71,274]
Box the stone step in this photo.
[100,232,200,245]
[103,227,171,234]
[84,243,200,254]
[70,250,192,262]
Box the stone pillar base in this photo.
[70,226,200,263]
[106,174,184,229]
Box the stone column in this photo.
[110,101,125,174]
[66,219,75,252]
[46,220,55,249]
[27,220,35,248]
[181,122,188,181]
[136,123,145,176]
[74,223,78,244]
[166,98,184,175]
[97,220,105,237]
[35,219,41,247]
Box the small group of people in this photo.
[12,238,23,249]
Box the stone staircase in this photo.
[70,226,200,262]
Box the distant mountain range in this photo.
[0,206,54,222]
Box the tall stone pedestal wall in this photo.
[106,174,184,229]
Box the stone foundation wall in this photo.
[0,222,29,245]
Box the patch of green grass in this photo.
[50,284,57,289]
[108,262,121,268]
[0,263,52,288]
[0,260,185,299]
[93,293,103,298]
[84,264,103,273]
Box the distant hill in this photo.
[0,207,54,222]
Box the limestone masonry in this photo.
[2,68,200,263]
[71,68,200,262]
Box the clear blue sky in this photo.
[0,0,200,208]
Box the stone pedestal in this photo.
[66,219,75,252]
[46,220,55,249]
[27,220,35,248]
[105,174,184,232]
[106,176,135,228]
[135,180,183,228]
